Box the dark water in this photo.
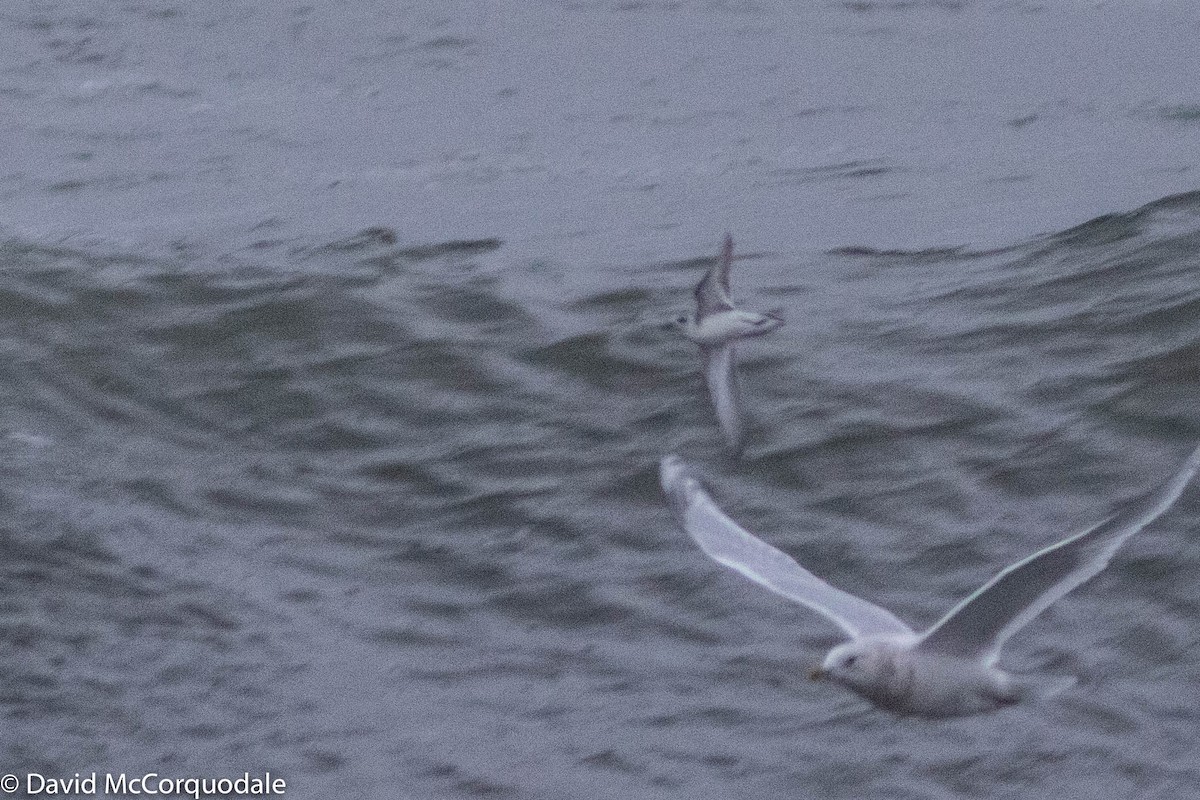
[3,2,1200,799]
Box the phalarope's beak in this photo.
[808,667,826,681]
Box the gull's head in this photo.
[811,641,893,693]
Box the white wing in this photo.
[694,233,735,319]
[702,343,744,453]
[919,443,1200,665]
[660,456,915,641]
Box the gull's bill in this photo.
[659,455,914,641]
[701,344,744,453]
[693,233,735,319]
[919,442,1200,664]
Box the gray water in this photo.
[3,1,1200,798]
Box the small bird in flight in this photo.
[672,234,783,454]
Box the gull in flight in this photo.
[672,234,783,453]
[659,445,1200,717]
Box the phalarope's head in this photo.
[667,313,693,332]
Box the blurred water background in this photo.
[2,1,1200,797]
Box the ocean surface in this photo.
[3,1,1200,798]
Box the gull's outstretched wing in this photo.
[702,343,744,453]
[694,233,736,320]
[660,456,915,641]
[919,443,1200,665]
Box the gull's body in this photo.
[659,445,1200,717]
[819,636,1022,717]
[673,235,783,453]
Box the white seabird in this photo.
[673,234,783,453]
[659,444,1200,717]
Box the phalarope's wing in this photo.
[694,233,736,320]
[702,343,744,453]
